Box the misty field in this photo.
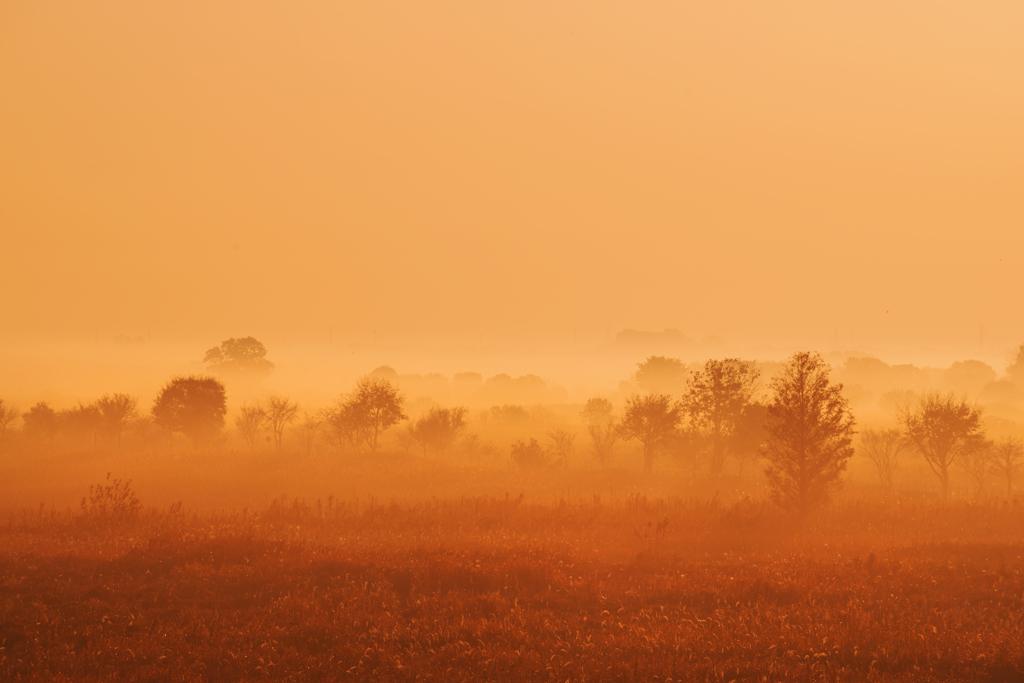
[4,485,1024,683]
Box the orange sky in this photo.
[2,1,1023,359]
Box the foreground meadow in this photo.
[3,486,1024,682]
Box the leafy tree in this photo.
[511,438,548,469]
[859,428,906,495]
[152,376,227,447]
[581,398,617,467]
[235,402,267,452]
[266,396,300,450]
[899,392,984,499]
[635,356,689,395]
[683,358,760,477]
[203,337,275,380]
[991,436,1024,500]
[23,402,58,447]
[298,411,322,458]
[762,352,856,515]
[96,393,138,448]
[0,399,19,446]
[731,402,768,476]
[325,377,407,453]
[618,394,683,473]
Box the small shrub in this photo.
[81,472,142,523]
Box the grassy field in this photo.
[3,480,1024,682]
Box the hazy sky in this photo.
[2,1,1023,357]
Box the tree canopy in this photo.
[899,392,984,499]
[152,375,227,447]
[203,337,275,380]
[618,393,682,473]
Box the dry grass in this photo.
[3,492,1024,682]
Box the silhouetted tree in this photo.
[23,402,58,448]
[152,375,227,447]
[899,392,984,499]
[511,438,548,469]
[762,352,856,515]
[547,428,576,468]
[203,337,275,381]
[683,358,760,477]
[635,356,689,395]
[0,399,19,446]
[581,398,617,467]
[325,377,407,453]
[235,402,267,452]
[618,394,683,473]
[96,393,138,448]
[731,402,768,476]
[266,396,299,450]
[991,436,1024,500]
[859,428,906,496]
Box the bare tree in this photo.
[958,438,994,499]
[683,358,760,477]
[298,411,321,458]
[96,393,138,448]
[990,437,1024,500]
[406,406,468,458]
[266,396,300,450]
[762,352,856,516]
[235,402,267,452]
[618,394,683,473]
[547,428,576,468]
[581,398,617,467]
[0,399,19,446]
[859,428,906,496]
[899,392,984,499]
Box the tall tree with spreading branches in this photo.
[898,392,984,499]
[762,352,856,515]
[618,394,682,473]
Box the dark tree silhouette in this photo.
[618,394,682,473]
[152,376,227,447]
[899,392,984,499]
[60,403,103,447]
[326,377,407,453]
[96,393,138,448]
[634,356,689,395]
[762,352,856,515]
[683,358,760,477]
[203,337,275,380]
[511,438,548,469]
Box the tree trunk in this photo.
[940,465,950,499]
[643,444,654,473]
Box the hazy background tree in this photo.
[546,428,576,468]
[731,402,768,476]
[235,402,267,452]
[1006,343,1024,387]
[298,411,321,458]
[618,394,682,473]
[350,376,407,452]
[859,428,906,496]
[511,437,548,469]
[22,402,58,449]
[990,436,1024,500]
[406,406,467,458]
[683,358,760,477]
[0,399,19,446]
[958,438,993,499]
[581,397,617,467]
[152,375,228,448]
[635,356,689,395]
[762,352,856,515]
[203,337,275,382]
[266,396,299,450]
[899,392,984,499]
[96,393,138,448]
[60,403,103,448]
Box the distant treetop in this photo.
[203,337,274,379]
